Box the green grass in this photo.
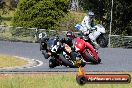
[0,54,28,68]
[0,73,131,88]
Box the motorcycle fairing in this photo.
[74,37,86,52]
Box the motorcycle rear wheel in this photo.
[97,34,108,48]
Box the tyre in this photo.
[84,51,99,64]
[59,54,77,68]
[97,34,108,48]
[49,58,56,68]
[76,75,87,85]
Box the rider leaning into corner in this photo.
[75,11,100,49]
[60,31,83,62]
[39,31,81,62]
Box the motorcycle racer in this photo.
[60,31,83,63]
[63,31,100,64]
[75,11,100,49]
[81,11,95,33]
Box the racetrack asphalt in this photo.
[0,41,132,72]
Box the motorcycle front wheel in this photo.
[84,51,100,64]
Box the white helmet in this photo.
[88,11,94,19]
[88,11,94,16]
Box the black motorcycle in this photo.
[39,34,86,68]
[49,37,86,68]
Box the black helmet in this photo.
[66,31,75,39]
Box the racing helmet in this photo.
[66,31,75,39]
[88,11,94,18]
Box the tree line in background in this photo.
[0,0,18,12]
[79,0,132,35]
[0,0,132,35]
[0,0,18,24]
[12,0,69,30]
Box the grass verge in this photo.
[0,54,28,68]
[0,72,131,88]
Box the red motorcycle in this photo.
[74,36,101,64]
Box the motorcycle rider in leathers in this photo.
[61,31,98,63]
[75,11,100,49]
[40,31,79,61]
[60,31,78,61]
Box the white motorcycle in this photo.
[75,24,108,48]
